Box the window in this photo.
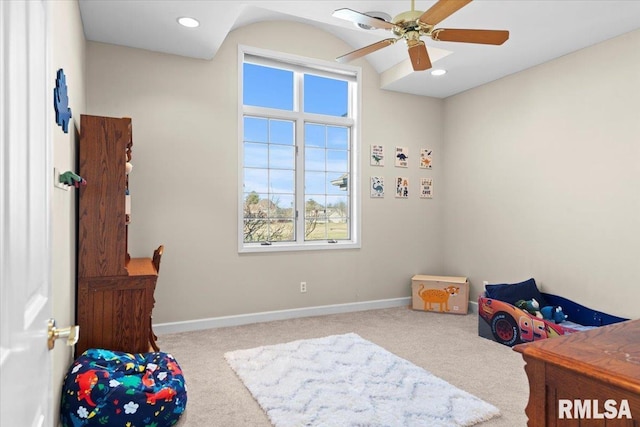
[238,46,361,252]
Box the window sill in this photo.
[239,240,361,253]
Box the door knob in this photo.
[47,318,79,350]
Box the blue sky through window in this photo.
[243,63,293,110]
[243,63,348,115]
[304,74,348,117]
[243,61,351,243]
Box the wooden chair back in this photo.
[152,245,164,273]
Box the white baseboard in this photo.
[468,300,478,314]
[153,297,479,335]
[153,297,413,335]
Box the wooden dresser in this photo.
[514,319,640,426]
[76,114,162,356]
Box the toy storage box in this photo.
[411,275,469,314]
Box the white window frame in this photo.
[238,45,361,253]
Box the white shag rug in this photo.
[224,333,500,427]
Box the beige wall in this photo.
[51,0,86,415]
[86,21,445,324]
[44,7,638,423]
[83,19,639,325]
[441,29,640,319]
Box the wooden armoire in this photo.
[76,114,162,356]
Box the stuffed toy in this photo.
[541,305,568,324]
[59,171,87,188]
[515,298,542,319]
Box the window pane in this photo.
[269,145,295,170]
[304,123,325,148]
[244,142,268,168]
[270,120,294,145]
[305,195,326,240]
[243,63,293,110]
[327,219,348,240]
[244,168,269,193]
[269,169,295,194]
[326,195,348,217]
[305,203,348,241]
[305,148,325,172]
[303,122,350,241]
[327,126,348,149]
[243,192,268,215]
[243,219,264,243]
[243,192,296,243]
[244,117,268,142]
[271,194,295,218]
[304,74,348,117]
[268,220,294,241]
[305,171,326,194]
[243,219,294,242]
[328,173,348,195]
[243,192,270,243]
[305,223,326,241]
[327,150,348,172]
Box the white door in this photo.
[0,0,53,426]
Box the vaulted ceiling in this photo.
[78,1,640,98]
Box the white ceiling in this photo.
[78,0,640,98]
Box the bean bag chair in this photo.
[60,349,187,427]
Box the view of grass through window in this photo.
[242,60,352,245]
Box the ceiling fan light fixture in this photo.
[431,69,447,76]
[355,11,392,30]
[177,16,200,28]
[333,0,508,72]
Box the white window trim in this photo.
[237,45,362,253]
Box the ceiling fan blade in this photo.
[407,41,432,71]
[336,38,397,63]
[432,28,509,45]
[418,0,472,26]
[332,8,396,30]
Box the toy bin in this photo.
[411,275,469,314]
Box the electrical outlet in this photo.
[300,282,307,293]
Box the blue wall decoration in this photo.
[54,69,72,133]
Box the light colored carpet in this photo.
[225,333,500,427]
[157,306,529,426]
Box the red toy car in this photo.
[478,289,628,347]
[478,295,566,346]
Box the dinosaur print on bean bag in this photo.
[60,349,187,427]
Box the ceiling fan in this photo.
[332,0,509,71]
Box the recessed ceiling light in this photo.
[431,69,447,76]
[177,17,200,28]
